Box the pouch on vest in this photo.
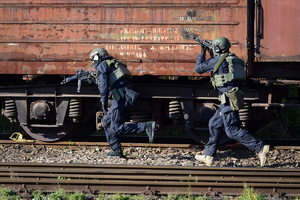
[212,53,246,87]
[210,52,229,90]
[225,87,244,111]
[111,87,126,101]
[107,60,132,87]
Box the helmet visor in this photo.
[90,51,99,61]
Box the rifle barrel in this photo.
[61,75,78,84]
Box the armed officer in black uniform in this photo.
[90,47,155,158]
[194,37,269,166]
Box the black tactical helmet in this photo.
[90,47,109,61]
[212,37,231,54]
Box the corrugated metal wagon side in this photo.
[0,0,248,76]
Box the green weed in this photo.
[68,191,86,200]
[290,197,300,200]
[57,176,70,181]
[132,195,149,200]
[47,186,69,200]
[194,197,212,200]
[31,190,45,200]
[237,184,266,200]
[164,193,180,200]
[96,193,107,200]
[0,185,283,200]
[110,193,131,200]
[68,140,75,147]
[0,187,20,200]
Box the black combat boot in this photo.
[145,121,156,143]
[105,147,123,158]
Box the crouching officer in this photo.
[90,47,155,158]
[194,37,269,166]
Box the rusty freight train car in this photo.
[0,0,299,142]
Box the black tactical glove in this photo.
[208,48,214,58]
[201,44,207,54]
[101,101,108,115]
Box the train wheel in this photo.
[21,118,79,142]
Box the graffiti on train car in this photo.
[105,44,196,58]
[119,27,179,34]
[179,10,217,22]
[0,25,216,43]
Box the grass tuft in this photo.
[237,184,266,200]
[0,186,20,200]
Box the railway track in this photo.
[0,163,300,198]
[1,133,300,149]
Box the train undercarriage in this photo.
[0,75,285,144]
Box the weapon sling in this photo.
[210,52,230,91]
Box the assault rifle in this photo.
[189,34,213,51]
[182,29,214,56]
[61,69,96,93]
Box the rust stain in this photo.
[38,64,57,74]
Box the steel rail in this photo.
[0,163,300,197]
[1,136,300,150]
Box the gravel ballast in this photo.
[0,144,299,168]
